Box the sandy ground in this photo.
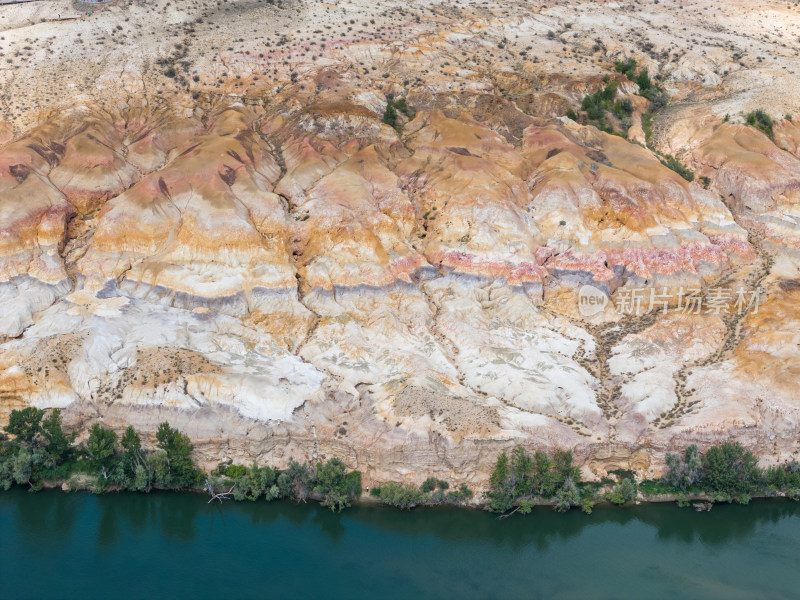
[0,0,798,143]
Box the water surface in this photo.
[2,489,799,599]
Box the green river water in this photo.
[1,488,799,599]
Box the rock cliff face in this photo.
[1,0,799,486]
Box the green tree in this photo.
[277,460,313,501]
[518,498,536,515]
[0,457,12,490]
[155,423,198,487]
[132,463,151,492]
[120,426,144,476]
[601,80,618,101]
[121,426,141,456]
[85,424,118,480]
[531,450,556,496]
[147,449,170,486]
[487,451,515,512]
[250,463,278,500]
[614,57,637,79]
[232,462,278,501]
[40,409,74,464]
[314,457,362,512]
[510,446,534,497]
[554,477,580,512]
[702,442,762,499]
[665,444,702,491]
[12,448,32,486]
[552,449,581,487]
[4,407,44,448]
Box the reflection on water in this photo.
[13,489,79,537]
[2,489,799,600]
[344,498,800,550]
[7,488,800,548]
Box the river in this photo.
[1,489,799,599]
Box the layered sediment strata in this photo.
[1,0,800,485]
[693,124,800,249]
[524,121,751,297]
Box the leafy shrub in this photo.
[420,476,448,493]
[664,444,702,491]
[606,477,638,505]
[635,69,651,92]
[614,57,637,81]
[218,463,249,479]
[375,477,471,510]
[745,110,774,138]
[659,154,695,182]
[383,96,415,132]
[377,482,424,510]
[446,483,474,505]
[382,102,397,129]
[608,469,635,481]
[581,80,619,125]
[642,111,654,145]
[393,96,415,119]
[645,89,668,110]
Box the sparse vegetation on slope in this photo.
[745,109,774,139]
[578,79,633,134]
[383,95,415,132]
[572,57,668,137]
[659,153,695,182]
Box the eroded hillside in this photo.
[1,0,799,486]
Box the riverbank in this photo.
[3,411,798,516]
[17,477,797,514]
